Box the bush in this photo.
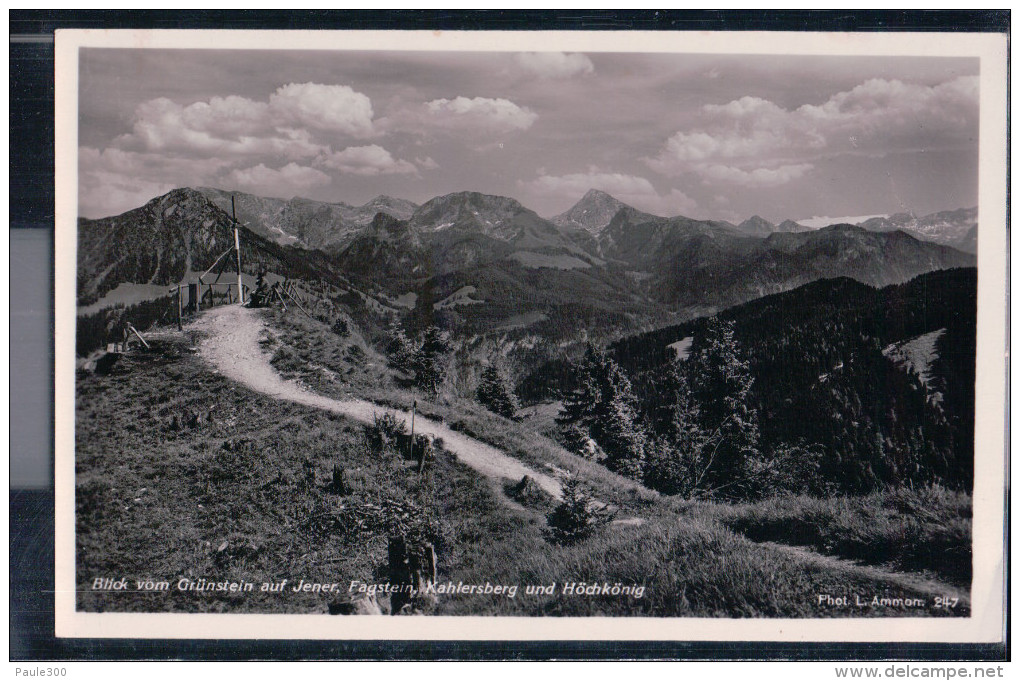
[366,412,406,452]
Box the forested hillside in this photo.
[543,268,978,497]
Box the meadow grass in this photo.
[709,487,972,587]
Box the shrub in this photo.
[366,412,406,452]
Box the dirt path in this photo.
[191,305,563,500]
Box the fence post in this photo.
[177,284,183,330]
[409,400,417,461]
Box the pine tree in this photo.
[385,320,417,376]
[545,477,615,544]
[643,358,709,495]
[686,316,761,498]
[558,344,645,479]
[477,365,520,419]
[413,326,452,395]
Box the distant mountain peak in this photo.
[775,219,806,233]
[365,194,417,210]
[736,215,775,236]
[408,191,540,240]
[581,188,616,201]
[551,189,655,236]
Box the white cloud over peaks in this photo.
[119,82,376,160]
[268,82,375,136]
[424,96,537,133]
[318,145,418,176]
[647,76,979,187]
[798,76,979,138]
[226,162,331,193]
[521,170,698,217]
[78,146,233,218]
[514,52,595,79]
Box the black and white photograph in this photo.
[54,28,1007,641]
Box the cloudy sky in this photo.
[78,48,979,223]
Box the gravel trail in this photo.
[192,304,563,499]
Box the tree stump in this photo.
[328,464,348,495]
[387,535,437,615]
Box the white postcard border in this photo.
[53,27,1008,642]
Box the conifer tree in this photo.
[558,344,645,479]
[686,316,761,498]
[545,477,615,544]
[385,320,417,376]
[477,365,520,419]
[413,326,453,395]
[643,358,709,495]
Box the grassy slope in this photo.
[74,311,969,617]
[709,488,972,587]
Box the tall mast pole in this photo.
[232,195,244,305]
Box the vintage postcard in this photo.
[54,28,1007,642]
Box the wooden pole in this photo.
[125,323,150,350]
[233,196,244,305]
[274,286,288,311]
[199,246,235,284]
[281,286,314,319]
[409,399,417,461]
[177,284,183,330]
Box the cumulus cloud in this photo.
[78,146,233,218]
[117,81,376,161]
[317,145,418,176]
[514,52,595,79]
[423,96,537,133]
[268,82,375,136]
[521,169,698,217]
[226,162,331,194]
[80,82,393,213]
[647,76,979,187]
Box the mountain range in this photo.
[77,186,976,341]
[192,185,977,256]
[197,187,418,250]
[858,208,978,253]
